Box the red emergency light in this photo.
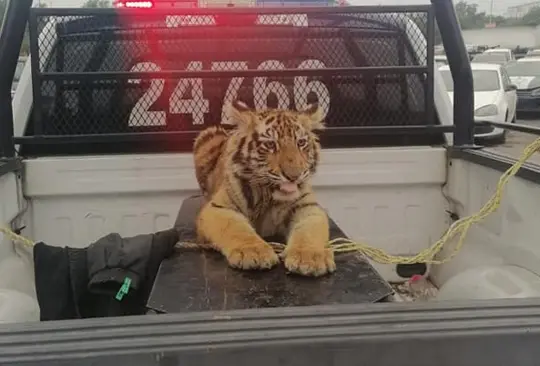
[114,1,154,8]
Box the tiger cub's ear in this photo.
[223,100,256,128]
[299,103,325,131]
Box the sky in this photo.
[42,0,532,16]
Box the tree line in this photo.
[456,0,540,29]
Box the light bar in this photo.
[114,1,154,8]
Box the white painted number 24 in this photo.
[127,59,330,127]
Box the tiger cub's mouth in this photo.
[279,182,299,195]
[272,182,301,202]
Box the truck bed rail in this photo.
[1,298,540,365]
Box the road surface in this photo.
[486,117,540,165]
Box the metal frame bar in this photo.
[0,0,34,158]
[57,28,401,42]
[13,125,454,146]
[28,8,43,136]
[425,6,435,126]
[0,158,22,178]
[32,5,433,16]
[475,120,540,136]
[39,66,428,81]
[431,0,474,148]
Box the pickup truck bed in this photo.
[0,145,446,322]
[3,2,540,365]
[0,4,481,322]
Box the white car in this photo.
[483,48,515,62]
[439,63,517,143]
[506,57,540,114]
[525,49,540,58]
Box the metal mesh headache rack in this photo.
[18,5,448,155]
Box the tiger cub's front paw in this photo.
[282,246,336,277]
[225,243,280,270]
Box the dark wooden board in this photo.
[146,195,393,314]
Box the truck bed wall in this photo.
[17,147,449,282]
[432,158,540,293]
[0,171,39,322]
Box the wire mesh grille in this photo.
[31,7,433,138]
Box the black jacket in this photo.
[33,228,179,321]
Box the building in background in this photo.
[202,0,337,6]
[506,1,540,19]
[254,0,334,6]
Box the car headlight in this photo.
[531,88,540,97]
[474,104,498,117]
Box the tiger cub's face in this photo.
[225,100,325,202]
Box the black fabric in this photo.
[33,228,179,321]
[33,243,78,321]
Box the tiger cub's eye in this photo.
[263,141,277,151]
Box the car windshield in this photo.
[506,61,540,77]
[472,53,507,63]
[440,69,500,92]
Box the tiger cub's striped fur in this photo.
[193,100,335,277]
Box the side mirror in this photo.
[505,84,518,91]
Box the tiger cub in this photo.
[193,100,335,277]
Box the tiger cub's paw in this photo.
[282,246,336,277]
[225,243,280,270]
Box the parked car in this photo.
[483,48,515,62]
[439,63,517,143]
[525,49,540,58]
[471,52,509,66]
[506,57,540,114]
